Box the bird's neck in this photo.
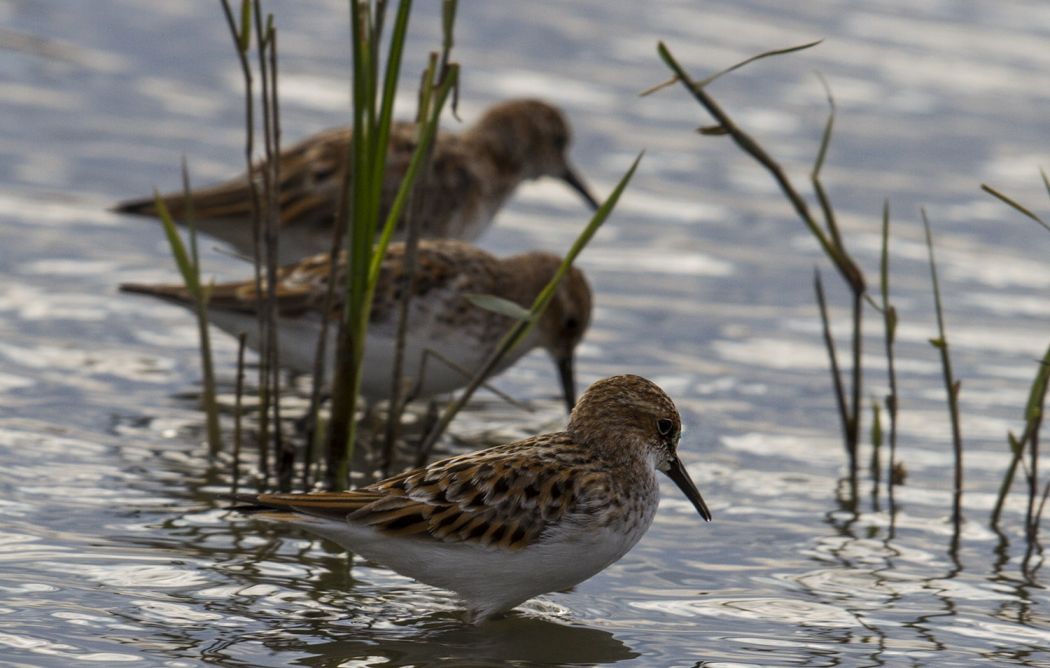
[463,122,530,185]
[495,252,561,309]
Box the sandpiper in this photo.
[114,98,599,263]
[120,239,592,410]
[232,374,712,622]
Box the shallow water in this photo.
[2,1,1049,666]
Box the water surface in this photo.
[1,1,1049,665]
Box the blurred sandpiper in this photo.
[115,99,600,263]
[120,238,592,410]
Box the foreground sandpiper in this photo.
[120,238,592,409]
[232,374,712,622]
[114,98,599,263]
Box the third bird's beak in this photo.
[557,355,576,413]
[562,166,600,211]
[665,456,712,522]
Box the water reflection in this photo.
[271,616,638,668]
[105,493,644,667]
[3,0,1050,665]
[807,479,1050,665]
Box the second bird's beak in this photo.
[562,166,600,211]
[665,456,712,522]
[556,355,576,413]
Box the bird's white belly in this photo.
[204,308,534,401]
[359,332,494,399]
[284,512,652,621]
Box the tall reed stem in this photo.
[922,210,963,530]
[219,0,269,483]
[655,42,866,474]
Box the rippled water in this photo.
[2,1,1050,665]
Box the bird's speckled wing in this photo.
[114,126,352,229]
[118,250,338,318]
[120,239,508,325]
[255,432,610,551]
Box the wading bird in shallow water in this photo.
[120,238,591,411]
[232,374,712,622]
[114,98,600,263]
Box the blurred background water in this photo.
[1,1,1049,665]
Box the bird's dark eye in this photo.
[657,418,674,436]
[553,133,568,152]
[563,317,579,332]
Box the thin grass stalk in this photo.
[372,0,388,70]
[655,42,864,292]
[326,0,379,491]
[870,399,882,508]
[849,291,863,466]
[982,181,1050,531]
[380,63,435,475]
[180,161,223,454]
[380,44,457,472]
[990,361,1049,533]
[1021,479,1050,577]
[922,209,963,529]
[656,42,866,464]
[326,0,420,490]
[219,0,269,483]
[415,152,644,466]
[813,76,861,463]
[877,200,899,504]
[379,193,421,475]
[641,40,822,97]
[376,24,450,461]
[152,191,221,454]
[254,5,289,491]
[371,1,411,196]
[814,269,855,480]
[182,159,201,287]
[811,77,864,460]
[232,332,247,496]
[440,0,459,115]
[995,429,1038,529]
[380,49,452,473]
[981,183,1050,233]
[1030,419,1043,547]
[352,66,457,472]
[811,74,844,251]
[407,347,531,411]
[1034,480,1050,541]
[267,17,291,489]
[369,72,457,279]
[302,164,350,491]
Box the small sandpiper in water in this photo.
[114,98,599,263]
[233,374,712,622]
[120,238,592,409]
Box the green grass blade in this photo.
[238,0,252,52]
[373,0,413,189]
[641,39,822,97]
[370,65,458,281]
[414,151,643,465]
[981,183,1050,232]
[464,294,533,321]
[153,186,221,454]
[153,193,200,297]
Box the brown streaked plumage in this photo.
[120,239,592,409]
[114,98,599,263]
[232,374,712,622]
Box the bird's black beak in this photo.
[665,456,712,522]
[556,355,576,413]
[561,166,600,211]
